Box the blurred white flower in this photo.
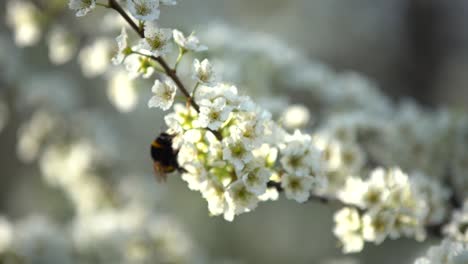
[193,59,216,84]
[281,104,311,129]
[138,25,172,57]
[414,239,467,264]
[173,29,208,52]
[47,26,76,65]
[410,172,450,225]
[362,168,389,208]
[79,38,113,77]
[280,130,322,178]
[333,207,364,253]
[17,110,57,163]
[6,1,41,47]
[107,70,138,112]
[280,173,315,203]
[69,0,96,17]
[128,0,160,21]
[72,208,198,263]
[361,209,395,244]
[13,216,73,263]
[444,200,468,243]
[258,187,280,201]
[0,97,8,134]
[321,257,361,264]
[148,79,177,110]
[39,141,94,186]
[0,217,12,253]
[161,0,177,5]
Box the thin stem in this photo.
[96,2,110,8]
[191,82,200,98]
[174,47,186,70]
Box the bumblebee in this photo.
[150,132,181,181]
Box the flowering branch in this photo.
[107,0,200,112]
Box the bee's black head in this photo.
[155,132,176,146]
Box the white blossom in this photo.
[201,182,226,216]
[222,136,253,172]
[112,27,131,65]
[192,59,216,84]
[69,0,96,17]
[279,130,322,178]
[127,0,160,21]
[224,180,259,221]
[280,173,315,203]
[6,1,41,46]
[197,97,233,130]
[148,79,177,111]
[241,164,271,195]
[333,207,364,253]
[124,54,155,79]
[164,103,198,132]
[173,29,208,52]
[181,162,208,191]
[138,25,172,57]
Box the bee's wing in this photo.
[153,162,168,182]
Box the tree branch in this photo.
[107,0,200,112]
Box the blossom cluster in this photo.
[164,86,326,220]
[0,210,203,263]
[334,168,450,253]
[413,239,468,264]
[68,0,327,221]
[444,200,468,243]
[197,25,468,253]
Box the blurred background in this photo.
[0,0,467,263]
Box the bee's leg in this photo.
[153,162,168,182]
[177,166,187,173]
